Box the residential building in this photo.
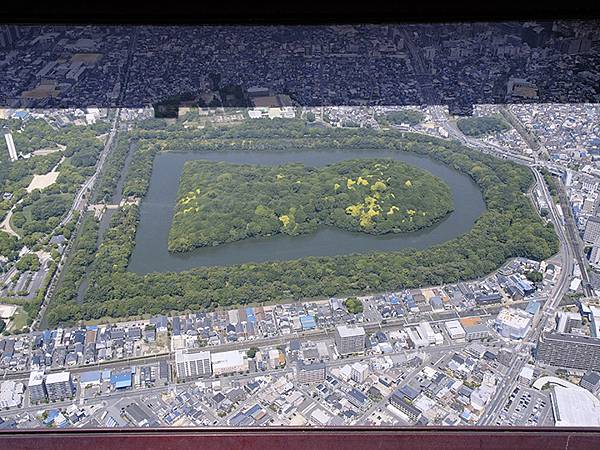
[584,216,600,245]
[175,349,212,380]
[537,332,600,371]
[350,362,369,383]
[334,325,366,356]
[45,371,75,401]
[28,370,47,403]
[296,361,326,384]
[580,371,600,394]
[389,390,422,422]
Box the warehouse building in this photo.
[212,350,249,376]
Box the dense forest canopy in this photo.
[169,159,453,252]
[0,118,106,249]
[43,119,559,327]
[456,115,511,137]
[379,110,425,126]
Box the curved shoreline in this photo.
[128,149,485,274]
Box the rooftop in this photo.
[336,324,366,338]
[45,372,71,384]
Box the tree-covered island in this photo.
[168,159,454,252]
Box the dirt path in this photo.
[0,208,20,239]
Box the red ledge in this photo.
[1,427,600,450]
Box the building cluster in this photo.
[1,23,598,110]
[510,104,600,164]
[563,166,600,269]
[1,256,548,382]
[28,370,74,403]
[534,299,600,376]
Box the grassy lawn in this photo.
[7,306,29,333]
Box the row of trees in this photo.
[45,214,99,326]
[93,133,131,203]
[43,121,559,326]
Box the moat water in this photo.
[128,149,485,274]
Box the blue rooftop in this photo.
[300,314,316,330]
[245,307,257,323]
[110,372,132,389]
[526,301,541,315]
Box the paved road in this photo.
[476,140,574,426]
[424,105,576,426]
[30,110,122,331]
[3,306,495,383]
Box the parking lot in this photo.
[495,386,552,426]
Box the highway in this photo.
[470,126,574,426]
[477,188,570,423]
[30,109,122,331]
[425,104,579,425]
[30,30,140,331]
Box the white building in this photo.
[311,408,332,426]
[406,328,429,348]
[4,133,17,161]
[211,350,249,376]
[445,320,466,341]
[418,322,436,344]
[350,362,369,383]
[0,380,24,408]
[552,385,600,426]
[556,311,582,333]
[519,366,535,385]
[590,305,600,338]
[175,349,212,379]
[494,308,532,339]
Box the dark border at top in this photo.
[3,0,600,24]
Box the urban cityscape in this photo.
[0,22,600,431]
